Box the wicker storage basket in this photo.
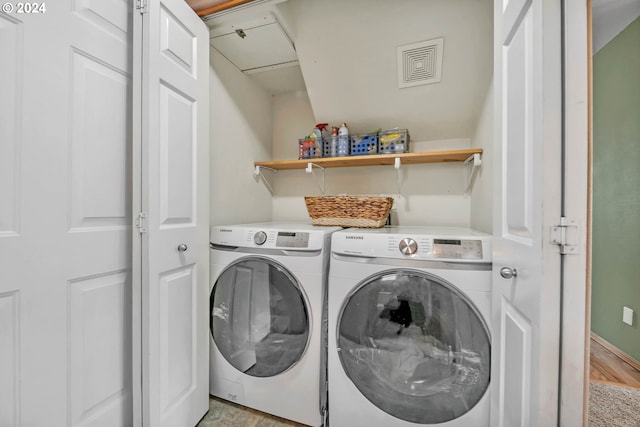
[304,196,393,228]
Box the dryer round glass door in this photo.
[211,256,310,377]
[337,269,490,424]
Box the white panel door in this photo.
[133,1,210,426]
[0,1,133,426]
[492,0,563,426]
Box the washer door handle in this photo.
[500,267,517,279]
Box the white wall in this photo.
[209,47,273,226]
[271,92,473,227]
[281,0,494,142]
[272,90,316,160]
[208,0,494,230]
[470,82,494,233]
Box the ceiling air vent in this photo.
[397,38,444,89]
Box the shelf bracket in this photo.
[464,153,482,196]
[305,162,325,195]
[253,165,277,195]
[394,157,403,198]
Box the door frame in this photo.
[559,0,590,425]
[132,3,143,425]
[126,0,593,424]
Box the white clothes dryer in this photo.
[209,222,340,427]
[328,226,492,427]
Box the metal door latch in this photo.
[136,0,148,14]
[551,217,578,255]
[136,212,147,234]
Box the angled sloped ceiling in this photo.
[278,0,493,142]
[592,0,640,53]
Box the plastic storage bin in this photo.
[299,138,323,159]
[323,134,341,157]
[378,129,410,154]
[350,134,378,155]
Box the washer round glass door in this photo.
[211,256,309,377]
[337,269,490,424]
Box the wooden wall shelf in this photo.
[254,148,483,170]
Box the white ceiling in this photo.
[247,64,307,94]
[204,0,307,94]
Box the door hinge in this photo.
[136,0,148,14]
[551,217,579,255]
[136,212,147,234]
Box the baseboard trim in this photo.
[591,331,640,372]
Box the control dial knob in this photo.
[399,238,418,256]
[253,231,267,245]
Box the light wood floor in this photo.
[202,335,638,426]
[590,336,640,389]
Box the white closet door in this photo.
[133,1,210,426]
[0,1,133,426]
[491,0,563,425]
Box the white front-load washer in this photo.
[209,222,340,427]
[328,226,492,427]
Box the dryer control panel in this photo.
[332,226,492,263]
[387,237,483,259]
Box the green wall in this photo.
[592,17,640,361]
